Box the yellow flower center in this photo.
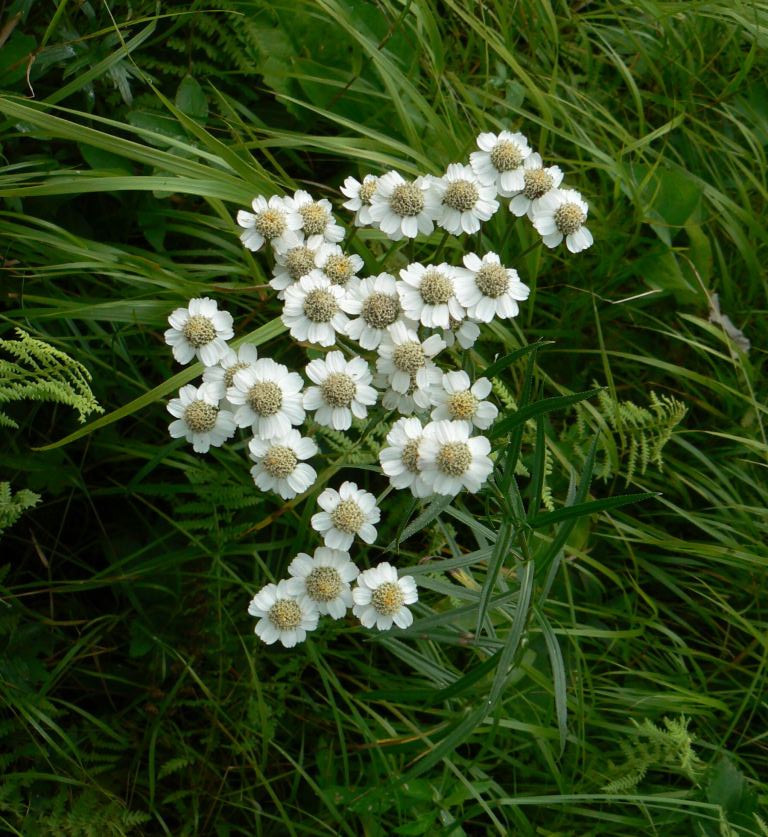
[371,582,404,615]
[305,566,343,602]
[247,381,283,416]
[183,401,218,433]
[442,179,479,212]
[182,315,216,347]
[268,599,303,630]
[321,373,357,408]
[390,182,425,217]
[436,441,472,476]
[262,445,298,478]
[331,499,365,534]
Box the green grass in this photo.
[1,0,767,834]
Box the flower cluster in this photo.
[162,128,593,648]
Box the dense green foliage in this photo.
[1,0,767,834]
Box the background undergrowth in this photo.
[1,0,767,834]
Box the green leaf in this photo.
[385,493,453,550]
[491,388,602,439]
[0,32,35,88]
[529,492,658,528]
[475,521,514,639]
[175,75,208,122]
[536,606,568,756]
[706,756,757,828]
[482,339,554,379]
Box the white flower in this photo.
[270,232,327,298]
[368,170,440,240]
[202,343,259,405]
[454,252,530,323]
[314,244,364,288]
[344,273,406,350]
[249,429,318,499]
[303,351,377,431]
[441,318,480,350]
[470,131,532,195]
[376,321,446,395]
[418,420,493,496]
[248,580,319,647]
[398,261,465,330]
[431,163,499,235]
[311,481,380,550]
[236,195,301,252]
[284,189,345,243]
[430,371,497,430]
[507,152,564,219]
[380,378,438,416]
[286,548,359,619]
[282,271,350,347]
[352,562,418,631]
[379,417,432,497]
[227,358,305,438]
[167,382,236,453]
[164,297,234,366]
[532,188,593,253]
[341,174,379,226]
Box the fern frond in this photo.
[0,481,41,535]
[0,329,103,428]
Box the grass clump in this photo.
[0,1,766,835]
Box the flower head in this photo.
[376,321,446,395]
[352,562,418,630]
[507,152,564,220]
[398,261,465,330]
[311,481,380,550]
[282,271,350,347]
[286,548,359,619]
[167,382,236,453]
[441,318,480,350]
[369,171,440,240]
[227,357,305,438]
[431,163,499,235]
[532,188,593,253]
[341,174,379,226]
[249,429,317,499]
[248,580,318,647]
[379,417,433,497]
[418,420,493,496]
[314,244,364,288]
[470,131,532,195]
[237,195,301,252]
[430,371,497,430]
[344,273,406,350]
[270,232,328,298]
[202,343,259,404]
[303,351,377,431]
[454,252,530,323]
[164,297,234,366]
[284,189,345,243]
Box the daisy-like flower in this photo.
[249,429,318,499]
[470,131,532,196]
[340,174,379,226]
[368,170,440,240]
[202,343,259,404]
[167,382,236,453]
[282,271,350,347]
[284,189,345,243]
[380,377,438,416]
[398,261,465,330]
[532,188,593,253]
[441,318,480,350]
[352,562,418,631]
[237,194,300,252]
[378,417,432,497]
[431,163,499,235]
[164,297,234,366]
[507,152,564,220]
[430,371,498,430]
[311,481,380,550]
[344,273,405,350]
[303,351,377,431]
[454,252,530,323]
[314,244,364,288]
[248,580,318,648]
[419,420,493,496]
[270,232,327,298]
[286,548,359,619]
[377,321,446,395]
[227,358,305,438]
